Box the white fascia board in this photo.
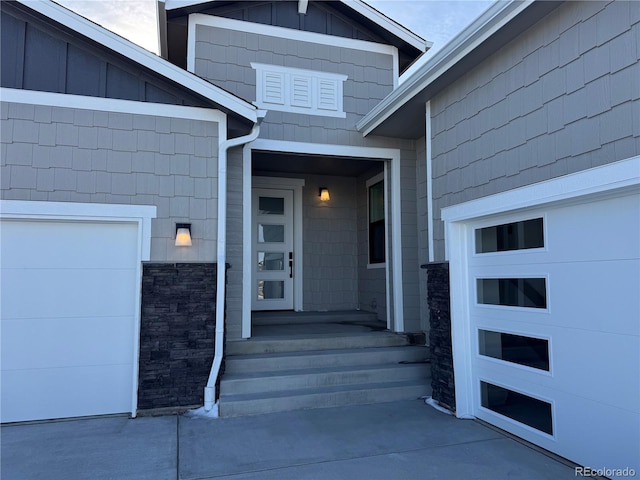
[357,0,532,136]
[0,200,157,223]
[344,0,428,52]
[250,138,400,161]
[441,155,640,223]
[18,0,256,123]
[188,13,398,56]
[0,87,227,125]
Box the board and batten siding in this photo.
[429,0,640,261]
[0,101,220,263]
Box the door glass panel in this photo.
[476,218,544,253]
[481,381,553,435]
[477,278,547,309]
[259,197,284,215]
[258,224,284,243]
[479,330,549,371]
[258,252,285,271]
[257,280,284,299]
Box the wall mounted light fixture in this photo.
[319,187,330,201]
[175,223,192,246]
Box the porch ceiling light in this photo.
[175,223,192,246]
[319,187,330,201]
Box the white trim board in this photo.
[442,155,640,421]
[242,139,405,334]
[0,200,156,418]
[15,0,256,123]
[0,88,227,125]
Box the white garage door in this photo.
[466,191,639,472]
[1,219,140,423]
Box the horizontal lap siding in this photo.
[0,102,220,262]
[430,0,640,261]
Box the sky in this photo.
[55,0,494,58]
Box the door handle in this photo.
[289,252,293,278]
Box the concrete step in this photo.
[226,332,409,356]
[220,363,430,395]
[224,346,429,374]
[252,310,379,326]
[219,380,431,417]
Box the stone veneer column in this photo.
[137,263,218,412]
[424,262,456,412]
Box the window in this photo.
[477,278,547,309]
[480,381,553,435]
[478,329,550,371]
[475,218,544,254]
[367,174,385,265]
[251,63,347,117]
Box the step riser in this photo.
[224,348,428,374]
[221,365,430,395]
[226,335,408,355]
[219,384,431,417]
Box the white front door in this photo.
[251,188,295,310]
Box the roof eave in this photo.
[21,0,257,124]
[357,0,534,137]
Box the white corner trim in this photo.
[188,13,398,56]
[358,0,532,136]
[16,0,256,123]
[0,88,227,126]
[442,155,640,224]
[425,101,434,262]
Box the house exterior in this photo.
[360,0,640,475]
[1,0,638,475]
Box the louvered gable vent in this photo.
[252,63,347,118]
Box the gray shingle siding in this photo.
[1,102,220,262]
[193,23,395,145]
[430,0,639,260]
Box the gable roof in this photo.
[164,0,428,52]
[14,0,257,124]
[357,0,562,138]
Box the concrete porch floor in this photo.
[1,400,579,480]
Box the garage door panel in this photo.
[475,382,639,473]
[1,364,132,423]
[546,193,640,262]
[0,220,138,269]
[1,268,137,320]
[1,316,134,370]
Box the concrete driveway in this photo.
[2,400,578,479]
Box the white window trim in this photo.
[441,155,640,421]
[366,172,386,269]
[251,63,347,118]
[0,200,157,419]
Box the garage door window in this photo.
[475,218,543,254]
[481,381,553,435]
[477,278,547,309]
[478,329,549,371]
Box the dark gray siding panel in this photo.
[66,44,104,97]
[0,3,213,110]
[1,11,25,89]
[23,23,66,93]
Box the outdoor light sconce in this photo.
[175,223,192,246]
[319,187,330,201]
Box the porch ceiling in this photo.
[253,152,382,177]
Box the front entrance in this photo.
[251,188,295,311]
